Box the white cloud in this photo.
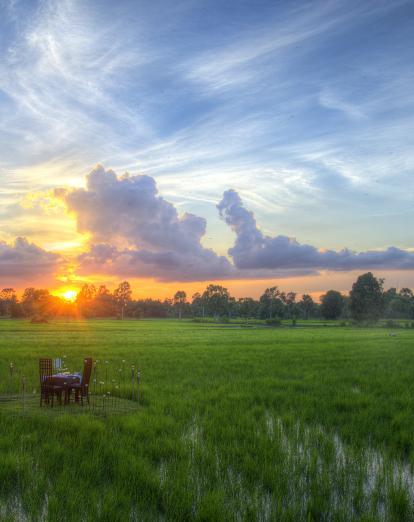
[218,189,414,271]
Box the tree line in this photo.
[0,272,413,323]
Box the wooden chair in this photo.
[68,357,93,405]
[39,358,64,407]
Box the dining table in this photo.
[44,373,81,404]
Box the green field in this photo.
[1,319,414,521]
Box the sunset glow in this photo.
[60,290,78,303]
[0,0,413,297]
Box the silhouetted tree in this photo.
[0,288,17,316]
[173,291,187,319]
[259,287,284,319]
[350,272,384,323]
[299,294,316,320]
[94,285,116,317]
[238,297,259,319]
[320,290,345,320]
[114,281,132,319]
[76,284,97,317]
[21,288,52,318]
[202,284,230,318]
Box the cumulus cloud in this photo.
[58,165,234,281]
[218,189,414,271]
[0,237,61,279]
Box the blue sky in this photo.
[0,0,413,294]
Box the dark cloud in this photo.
[218,189,414,271]
[0,237,61,279]
[59,166,234,281]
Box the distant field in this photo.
[1,319,414,521]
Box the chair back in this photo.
[82,357,93,386]
[39,358,52,383]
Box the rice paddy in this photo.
[0,319,414,521]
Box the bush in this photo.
[385,319,400,329]
[30,315,49,324]
[266,318,281,327]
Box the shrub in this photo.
[385,319,400,329]
[30,315,49,324]
[266,318,281,327]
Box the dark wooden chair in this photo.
[39,358,64,407]
[68,357,93,405]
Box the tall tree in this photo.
[285,292,298,319]
[259,287,284,319]
[350,272,384,323]
[299,294,315,320]
[94,285,116,317]
[0,288,17,316]
[173,291,187,319]
[238,297,259,320]
[191,292,204,318]
[76,284,97,318]
[201,284,230,318]
[21,288,52,318]
[320,290,345,320]
[114,281,132,319]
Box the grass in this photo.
[0,319,414,520]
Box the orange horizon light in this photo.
[60,289,78,302]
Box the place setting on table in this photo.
[39,357,93,407]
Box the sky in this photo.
[0,0,413,299]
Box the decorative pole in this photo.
[131,366,135,401]
[21,375,26,413]
[9,362,14,396]
[137,369,141,405]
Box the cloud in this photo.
[57,165,234,281]
[218,189,414,271]
[0,237,61,279]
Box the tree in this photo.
[21,288,52,318]
[0,288,17,316]
[299,294,315,320]
[399,288,414,319]
[320,290,345,320]
[238,297,259,320]
[94,285,116,317]
[76,284,97,317]
[285,292,298,319]
[259,287,284,319]
[201,285,230,318]
[384,288,414,319]
[350,272,384,323]
[114,281,132,319]
[173,291,187,319]
[191,292,204,318]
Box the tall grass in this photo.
[0,319,414,520]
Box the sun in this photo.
[61,289,78,302]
